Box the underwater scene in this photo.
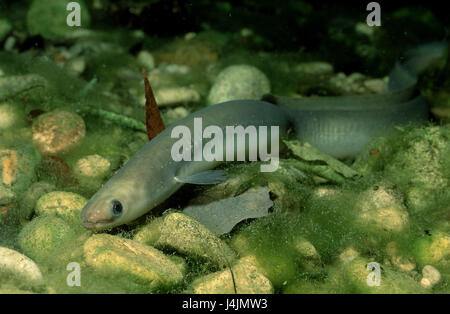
[0,0,448,295]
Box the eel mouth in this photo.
[82,219,114,231]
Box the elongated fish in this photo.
[81,43,447,231]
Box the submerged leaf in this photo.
[283,140,359,183]
[183,186,273,235]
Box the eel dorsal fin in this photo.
[142,69,165,141]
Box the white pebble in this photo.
[421,265,441,288]
[0,247,43,284]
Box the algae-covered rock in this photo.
[336,258,426,294]
[155,86,201,106]
[230,227,300,288]
[133,217,164,246]
[0,74,47,100]
[27,0,91,40]
[0,247,43,286]
[387,126,449,190]
[292,236,322,272]
[18,215,77,262]
[73,155,111,190]
[207,64,270,105]
[413,232,449,267]
[163,106,190,125]
[0,104,20,130]
[84,234,184,290]
[32,110,86,155]
[35,191,87,223]
[385,242,416,273]
[355,184,409,234]
[0,146,41,196]
[358,204,409,234]
[338,247,360,265]
[64,56,86,77]
[191,257,273,294]
[156,212,237,268]
[421,265,442,289]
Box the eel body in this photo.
[81,42,447,230]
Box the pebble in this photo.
[359,204,409,233]
[363,78,387,94]
[292,236,322,270]
[134,217,164,246]
[32,110,86,155]
[0,74,47,99]
[35,191,87,222]
[385,242,416,272]
[420,265,441,289]
[415,232,449,266]
[0,247,43,285]
[164,106,190,125]
[84,234,184,289]
[64,56,86,76]
[338,247,360,264]
[155,86,201,106]
[0,149,18,186]
[0,147,40,195]
[207,64,270,105]
[137,50,156,71]
[156,212,237,268]
[74,154,110,179]
[18,215,76,262]
[0,103,19,130]
[293,61,334,75]
[191,257,273,294]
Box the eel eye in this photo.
[111,200,123,217]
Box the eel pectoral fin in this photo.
[175,170,228,185]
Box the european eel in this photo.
[81,42,447,231]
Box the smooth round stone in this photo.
[18,216,76,262]
[207,64,271,105]
[155,87,200,106]
[421,265,441,289]
[137,50,156,70]
[32,110,86,155]
[74,154,110,179]
[35,191,87,222]
[191,257,273,294]
[156,212,237,268]
[0,247,43,285]
[84,234,184,289]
